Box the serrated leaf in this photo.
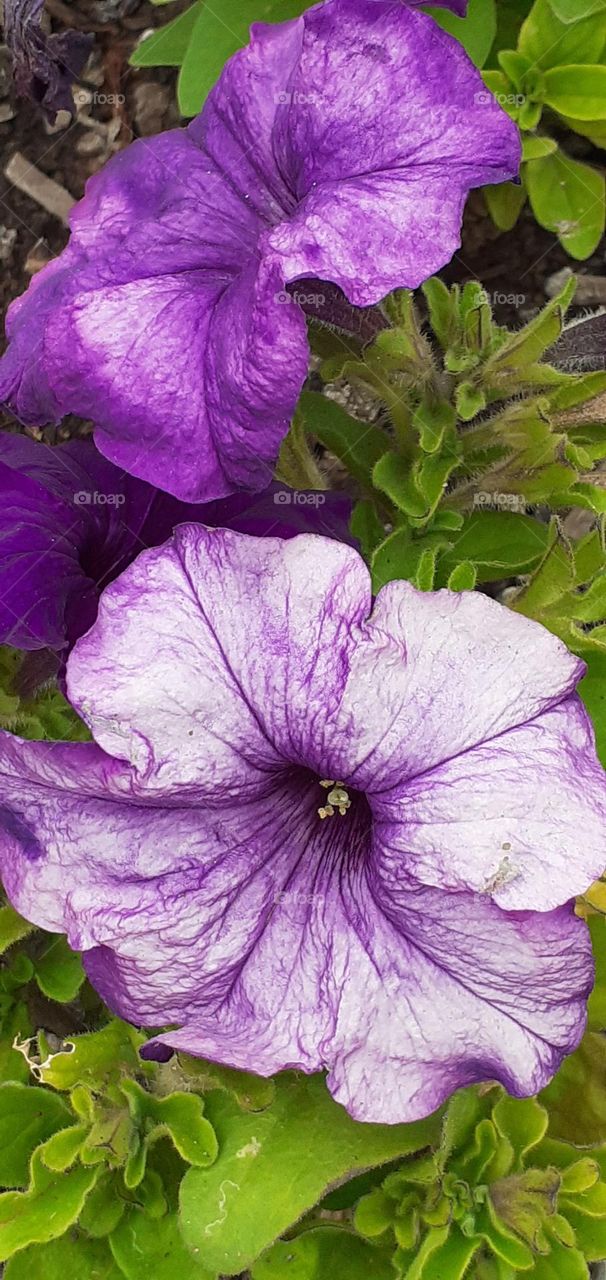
[526,149,605,259]
[0,1085,71,1189]
[179,1072,439,1275]
[0,1147,98,1261]
[252,1225,394,1280]
[4,1234,123,1280]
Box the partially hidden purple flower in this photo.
[0,528,604,1123]
[0,0,519,503]
[3,0,93,118]
[0,432,349,653]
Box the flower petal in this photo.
[66,527,371,793]
[375,697,606,911]
[267,0,519,301]
[327,581,586,791]
[0,730,587,1124]
[0,133,307,502]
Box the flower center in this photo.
[318,779,352,820]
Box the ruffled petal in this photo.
[322,581,585,791]
[267,0,519,301]
[0,729,586,1126]
[0,132,307,502]
[66,527,370,795]
[375,697,606,911]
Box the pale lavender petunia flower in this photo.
[0,529,604,1123]
[0,0,519,503]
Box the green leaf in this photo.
[540,1030,606,1144]
[544,65,606,120]
[130,2,202,67]
[30,1019,147,1091]
[349,500,385,563]
[179,1072,439,1275]
[33,935,85,1003]
[421,277,459,350]
[426,0,497,67]
[120,1080,217,1186]
[550,0,606,20]
[407,1229,479,1279]
[178,1054,276,1112]
[436,512,550,584]
[525,149,605,259]
[178,0,311,116]
[373,453,424,516]
[0,1085,71,1189]
[485,275,576,370]
[252,1225,394,1280]
[110,1210,214,1280]
[299,392,391,492]
[519,0,606,69]
[446,561,477,591]
[371,530,450,592]
[522,135,558,160]
[78,1172,126,1237]
[484,182,527,232]
[0,1147,98,1261]
[580,652,606,767]
[0,905,34,956]
[0,1003,31,1086]
[415,399,456,454]
[4,1234,123,1280]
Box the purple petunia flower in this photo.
[0,529,604,1123]
[0,0,519,503]
[3,0,93,118]
[0,433,349,653]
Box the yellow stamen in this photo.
[317,780,351,819]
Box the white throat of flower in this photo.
[318,779,351,820]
